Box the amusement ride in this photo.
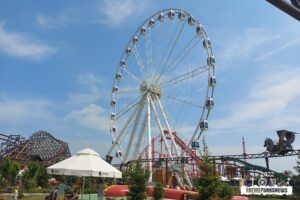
[106,8,215,187]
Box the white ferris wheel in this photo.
[106,8,216,184]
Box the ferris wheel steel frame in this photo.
[107,8,216,186]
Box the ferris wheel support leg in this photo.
[124,96,146,163]
[150,97,183,187]
[147,94,152,182]
[155,95,192,188]
[107,106,139,158]
[149,97,172,157]
[155,95,180,156]
[132,114,147,160]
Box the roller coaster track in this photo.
[128,149,300,163]
[210,149,300,160]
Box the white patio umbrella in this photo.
[47,148,121,178]
[47,148,122,199]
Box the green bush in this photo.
[153,182,164,200]
[217,183,234,200]
[18,191,24,199]
[127,162,150,200]
[21,161,49,190]
[83,188,98,194]
[195,139,234,200]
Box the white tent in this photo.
[47,148,122,178]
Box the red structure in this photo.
[150,130,203,184]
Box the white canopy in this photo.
[47,148,122,178]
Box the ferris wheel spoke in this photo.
[107,105,140,157]
[154,94,180,156]
[166,95,204,109]
[149,96,173,157]
[158,36,201,83]
[132,113,147,160]
[156,21,186,81]
[162,65,209,87]
[145,26,153,80]
[153,21,185,82]
[124,96,146,162]
[132,45,146,78]
[115,96,141,120]
[122,68,141,83]
[118,89,140,95]
[109,9,215,188]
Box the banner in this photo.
[240,186,293,196]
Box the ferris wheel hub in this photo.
[140,80,162,98]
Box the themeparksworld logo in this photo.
[240,172,293,196]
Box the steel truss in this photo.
[0,130,71,165]
[127,149,300,164]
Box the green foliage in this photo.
[21,162,49,190]
[36,164,49,188]
[26,162,40,178]
[127,162,150,200]
[153,182,164,200]
[119,164,133,184]
[295,156,300,175]
[0,158,20,186]
[194,163,219,200]
[65,176,80,186]
[18,191,24,199]
[217,183,234,200]
[195,138,234,200]
[1,158,11,179]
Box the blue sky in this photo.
[0,0,300,173]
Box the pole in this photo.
[265,156,270,184]
[81,177,85,200]
[265,156,270,171]
[165,159,168,186]
[147,95,152,182]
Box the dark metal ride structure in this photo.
[0,130,71,165]
[266,0,300,21]
[128,130,299,176]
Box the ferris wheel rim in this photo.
[108,8,216,163]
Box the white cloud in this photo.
[219,28,279,63]
[212,67,300,131]
[0,22,55,60]
[0,97,52,123]
[97,0,147,27]
[255,37,300,61]
[35,0,148,29]
[66,104,109,132]
[36,8,80,29]
[68,73,106,104]
[67,73,111,133]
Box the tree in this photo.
[1,158,20,186]
[153,182,164,200]
[194,156,220,200]
[22,161,49,190]
[36,164,49,188]
[217,183,234,200]
[293,156,300,198]
[194,137,234,200]
[127,162,149,200]
[295,156,300,175]
[10,161,20,185]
